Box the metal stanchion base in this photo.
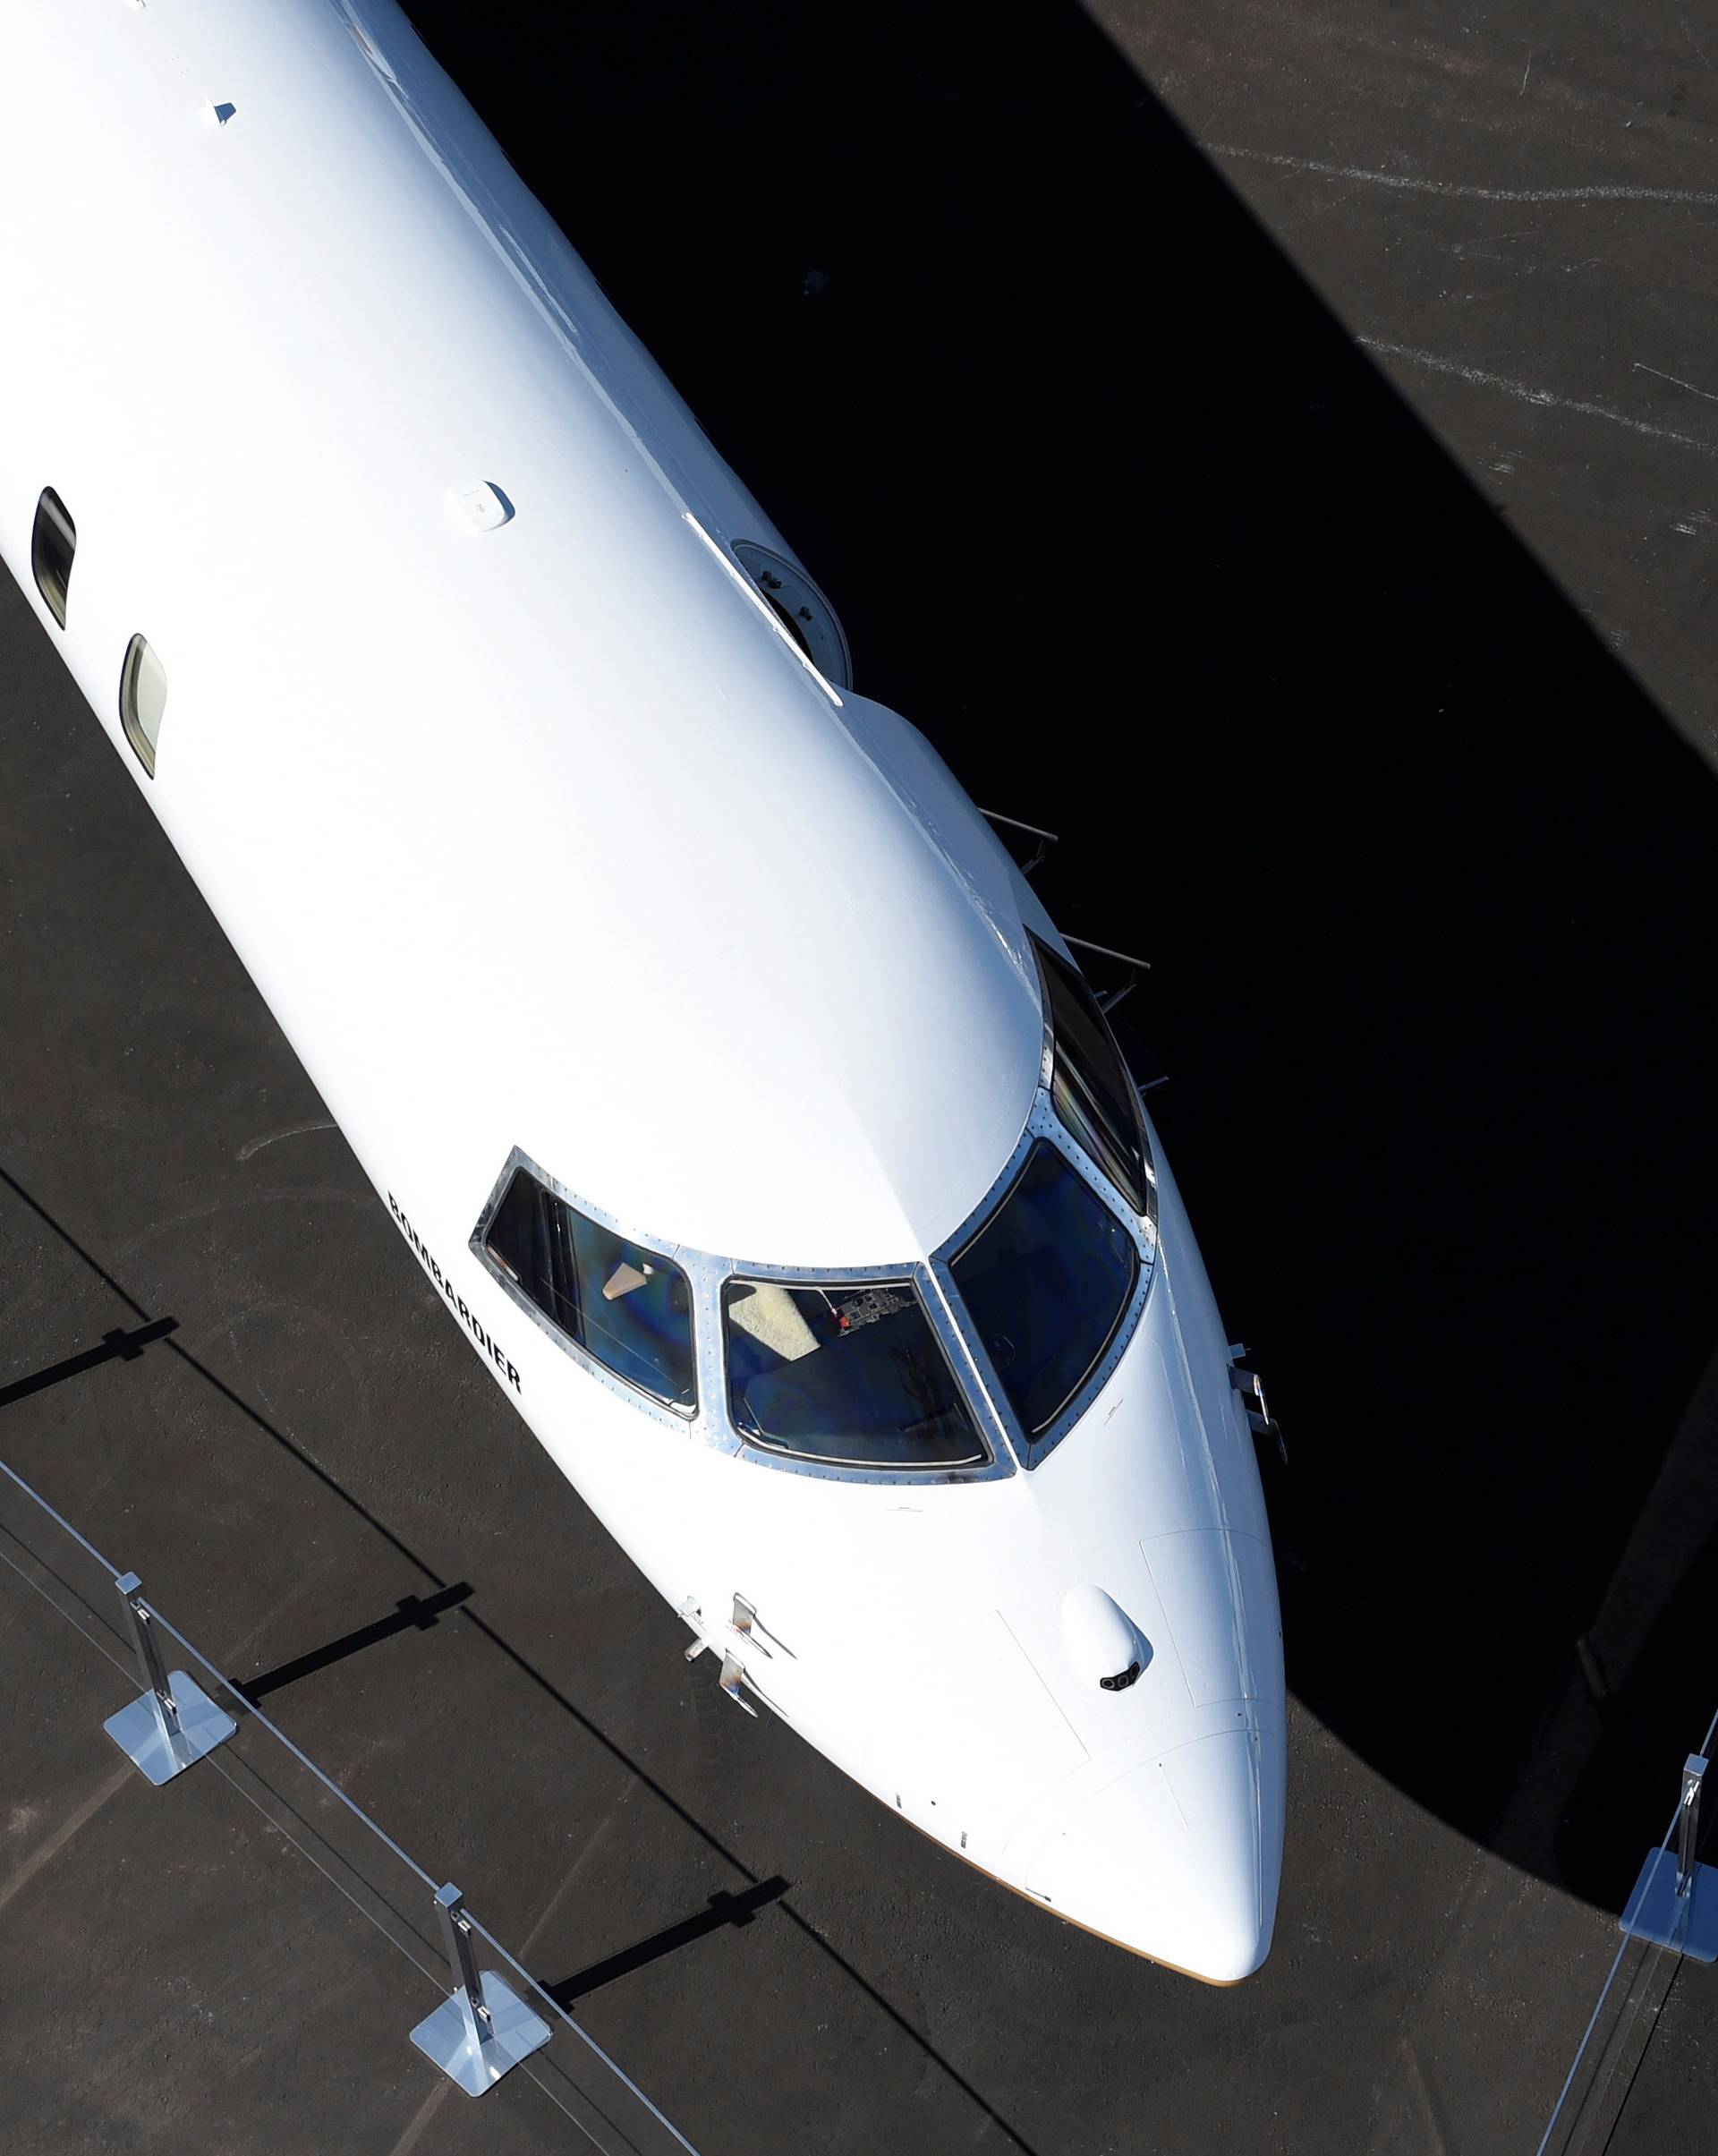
[411,1975,551,2095]
[103,1673,236,1786]
[1619,1848,1718,1961]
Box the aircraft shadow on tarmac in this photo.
[392,1,1718,1896]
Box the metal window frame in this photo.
[470,1146,700,1431]
[467,929,1160,1482]
[1030,930,1157,1229]
[932,1092,1158,1472]
[707,1255,1010,1486]
[469,1148,1018,1486]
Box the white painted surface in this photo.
[0,0,1287,1981]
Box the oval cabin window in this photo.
[118,635,167,778]
[31,488,76,629]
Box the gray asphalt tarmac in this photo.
[4,4,1717,2152]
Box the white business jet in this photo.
[0,0,1285,1981]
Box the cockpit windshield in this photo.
[949,1139,1139,1438]
[722,1278,986,1470]
[476,928,1159,1474]
[1033,936,1152,1218]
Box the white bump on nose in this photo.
[1059,1583,1152,1692]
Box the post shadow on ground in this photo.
[234,1581,474,1705]
[396,0,1718,1879]
[0,1163,1045,2154]
[0,1317,177,1410]
[543,1877,791,2008]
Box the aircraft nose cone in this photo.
[1026,1726,1284,1983]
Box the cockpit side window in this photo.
[949,1138,1138,1438]
[722,1277,986,1470]
[1033,936,1152,1217]
[483,1168,696,1414]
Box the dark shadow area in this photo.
[0,1317,177,1409]
[1551,1338,1718,1906]
[543,1877,791,2008]
[234,1581,473,1705]
[390,0,1718,1879]
[1561,1537,1718,1910]
[0,1163,1042,2155]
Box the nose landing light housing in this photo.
[1061,1584,1151,1693]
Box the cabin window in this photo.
[483,1169,696,1413]
[949,1139,1138,1438]
[1034,936,1151,1217]
[118,635,167,778]
[722,1277,985,1470]
[31,489,75,629]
